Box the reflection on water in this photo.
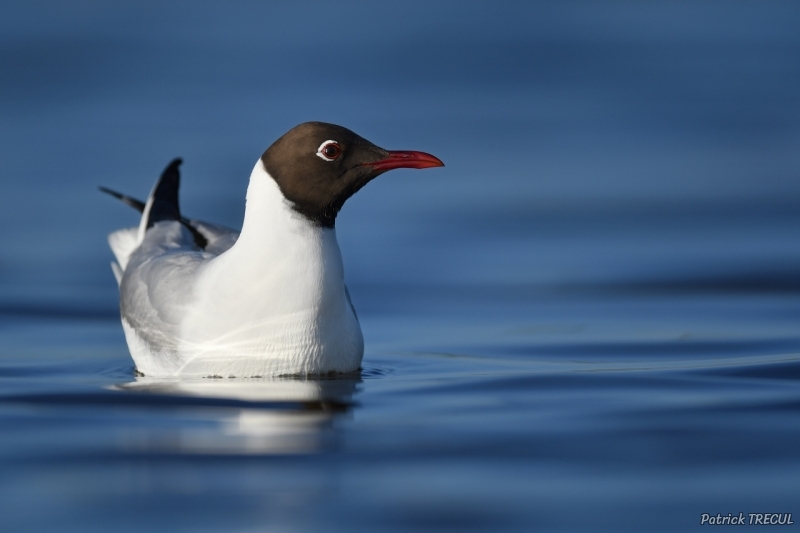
[111,376,359,455]
[1,291,800,532]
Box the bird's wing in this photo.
[101,158,208,250]
[118,158,203,350]
[103,158,233,373]
[138,158,183,240]
[186,220,239,255]
[119,222,211,372]
[98,187,145,212]
[101,159,241,279]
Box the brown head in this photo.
[261,122,443,228]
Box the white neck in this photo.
[175,160,362,374]
[128,160,364,376]
[205,160,346,313]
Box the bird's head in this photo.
[261,122,444,227]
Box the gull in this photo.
[102,122,443,377]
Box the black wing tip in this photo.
[156,157,183,182]
[98,186,146,213]
[99,163,207,250]
[98,185,121,197]
[146,157,184,228]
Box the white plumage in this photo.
[109,161,363,378]
[104,121,443,378]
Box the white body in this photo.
[109,161,364,377]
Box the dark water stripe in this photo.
[568,272,800,294]
[494,338,800,358]
[0,303,118,321]
[691,359,800,381]
[0,391,351,412]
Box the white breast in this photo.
[119,161,363,377]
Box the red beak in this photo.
[365,150,444,172]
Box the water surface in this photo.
[2,2,800,531]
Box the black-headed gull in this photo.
[102,122,443,377]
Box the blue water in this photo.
[2,2,800,531]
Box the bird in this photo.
[102,122,444,378]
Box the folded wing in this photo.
[101,159,240,283]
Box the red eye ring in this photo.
[316,141,341,161]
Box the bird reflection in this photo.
[111,374,360,455]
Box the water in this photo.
[2,2,800,531]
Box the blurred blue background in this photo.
[2,2,800,532]
[2,0,799,306]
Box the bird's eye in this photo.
[316,141,341,161]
